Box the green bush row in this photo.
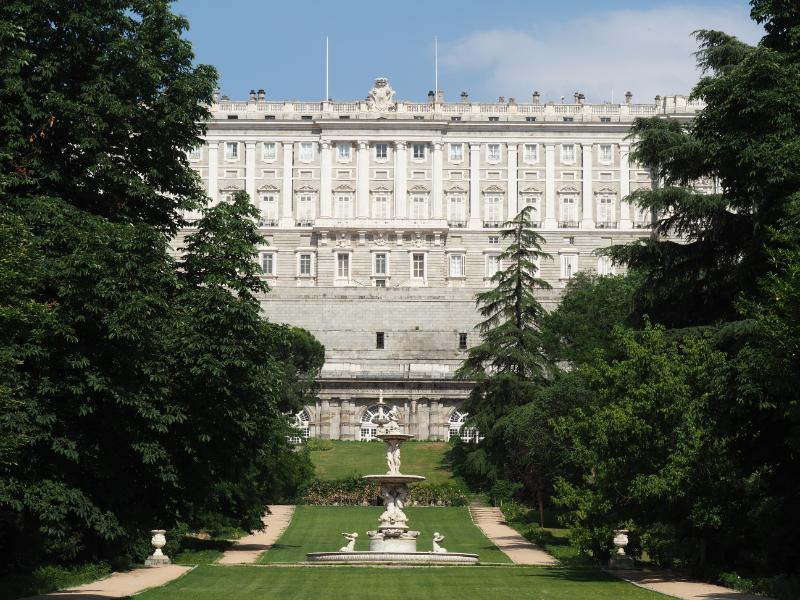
[300,477,468,506]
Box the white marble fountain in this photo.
[306,398,479,565]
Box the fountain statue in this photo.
[306,395,479,564]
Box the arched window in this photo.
[360,405,390,441]
[287,410,310,444]
[447,410,482,443]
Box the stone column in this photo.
[357,140,370,218]
[394,141,407,218]
[320,141,332,217]
[507,144,518,219]
[468,143,481,228]
[544,144,556,228]
[432,141,444,219]
[245,142,256,202]
[417,400,430,440]
[581,143,594,229]
[619,143,632,228]
[207,142,218,203]
[280,142,294,227]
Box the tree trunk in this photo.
[537,486,545,528]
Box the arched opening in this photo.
[359,404,391,441]
[447,410,481,443]
[287,409,310,444]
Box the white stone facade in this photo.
[181,79,702,440]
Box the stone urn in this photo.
[145,529,171,566]
[608,529,635,569]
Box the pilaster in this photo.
[544,144,556,228]
[432,141,443,219]
[320,141,332,217]
[507,144,518,219]
[245,142,256,202]
[207,142,218,203]
[357,140,370,218]
[394,141,407,218]
[280,142,294,226]
[468,143,481,228]
[581,143,594,229]
[619,143,632,228]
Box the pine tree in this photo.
[458,205,552,380]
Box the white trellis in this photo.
[447,410,482,443]
[287,409,310,444]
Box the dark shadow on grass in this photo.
[523,567,619,583]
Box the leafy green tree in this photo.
[539,272,640,365]
[608,3,800,327]
[0,0,216,231]
[458,205,552,381]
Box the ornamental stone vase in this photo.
[607,529,635,569]
[145,529,171,566]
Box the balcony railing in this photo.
[448,220,467,228]
[596,221,618,229]
[529,222,542,228]
[483,221,504,228]
[633,221,652,229]
[559,221,580,228]
[295,220,314,227]
[259,218,278,227]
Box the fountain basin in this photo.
[306,551,479,565]
[362,474,426,484]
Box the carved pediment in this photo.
[220,184,241,191]
[296,184,318,193]
[445,184,468,193]
[370,184,392,193]
[558,185,580,194]
[595,186,616,194]
[520,186,543,194]
[257,183,280,192]
[409,184,430,193]
[333,183,356,193]
[483,184,505,194]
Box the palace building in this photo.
[180,78,704,441]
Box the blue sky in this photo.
[173,0,763,104]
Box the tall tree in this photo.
[458,205,552,381]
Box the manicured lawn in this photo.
[310,441,456,484]
[173,537,233,565]
[137,564,668,600]
[260,505,510,564]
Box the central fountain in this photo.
[306,397,479,565]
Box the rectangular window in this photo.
[447,195,465,224]
[224,142,238,159]
[597,255,613,276]
[410,195,428,220]
[336,169,351,179]
[336,143,351,161]
[374,253,387,275]
[523,143,538,163]
[450,171,463,180]
[411,170,426,179]
[262,142,276,161]
[299,254,312,276]
[488,116,499,122]
[449,143,464,162]
[597,195,615,226]
[459,333,468,350]
[375,143,388,159]
[562,172,575,181]
[561,254,578,279]
[449,254,465,277]
[561,197,578,224]
[520,195,541,221]
[376,332,385,349]
[599,144,612,162]
[561,144,575,163]
[224,169,238,178]
[375,279,386,288]
[373,195,390,219]
[336,253,350,279]
[486,255,501,277]
[299,142,314,161]
[488,235,500,245]
[374,170,389,180]
[335,194,353,219]
[412,253,425,278]
[296,194,314,223]
[260,194,278,225]
[487,143,501,162]
[600,117,611,123]
[487,171,501,180]
[485,195,502,224]
[261,252,275,276]
[412,143,426,159]
[299,170,313,179]
[262,169,276,178]
[563,116,574,123]
[188,146,201,160]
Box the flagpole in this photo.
[325,37,329,100]
[434,36,438,94]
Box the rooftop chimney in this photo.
[257,89,265,101]
[624,91,632,105]
[249,89,256,102]
[427,90,435,104]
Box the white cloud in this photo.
[440,6,763,103]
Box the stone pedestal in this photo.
[145,530,171,566]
